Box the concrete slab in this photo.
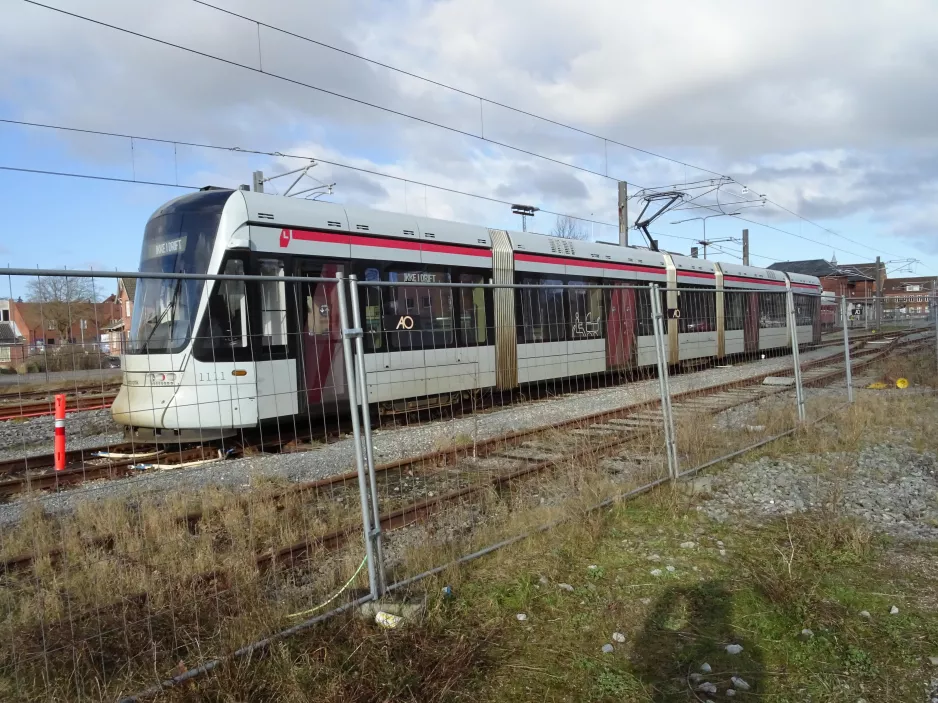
[762,376,795,386]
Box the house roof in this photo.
[767,259,840,277]
[883,276,936,294]
[767,259,874,282]
[12,301,120,333]
[839,263,884,281]
[13,302,46,333]
[119,277,137,302]
[100,319,125,332]
[0,321,17,344]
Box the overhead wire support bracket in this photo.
[256,160,336,199]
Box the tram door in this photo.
[744,291,759,353]
[296,262,346,413]
[606,286,636,370]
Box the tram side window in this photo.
[361,268,384,353]
[458,273,488,346]
[517,276,566,343]
[794,294,815,326]
[635,287,667,337]
[676,287,716,333]
[568,282,603,340]
[725,292,746,331]
[385,269,455,351]
[198,259,249,355]
[258,259,287,347]
[759,292,787,328]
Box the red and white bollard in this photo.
[54,394,66,471]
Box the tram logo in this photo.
[279,229,291,248]
[396,315,415,330]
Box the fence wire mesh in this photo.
[0,269,375,700]
[2,268,936,700]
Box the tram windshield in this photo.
[127,190,231,354]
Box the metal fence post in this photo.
[650,284,678,479]
[334,272,378,600]
[934,293,938,377]
[786,288,806,422]
[348,274,385,595]
[841,295,854,403]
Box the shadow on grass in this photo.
[631,581,764,701]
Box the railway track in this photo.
[261,331,932,568]
[0,379,122,400]
[0,331,922,502]
[0,444,223,498]
[0,330,903,425]
[0,387,120,421]
[2,330,927,578]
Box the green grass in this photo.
[166,491,938,703]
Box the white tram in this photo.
[111,188,822,442]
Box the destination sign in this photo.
[145,236,187,260]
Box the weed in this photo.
[590,667,647,700]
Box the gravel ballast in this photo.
[0,409,124,462]
[698,443,938,541]
[0,343,868,525]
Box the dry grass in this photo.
[2,350,936,700]
[0,476,377,701]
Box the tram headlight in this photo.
[148,372,176,386]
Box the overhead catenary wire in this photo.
[187,0,910,260]
[18,0,907,263]
[668,199,895,262]
[0,127,892,268]
[20,0,629,187]
[0,153,783,263]
[0,119,617,229]
[0,153,786,265]
[763,196,897,257]
[190,0,725,179]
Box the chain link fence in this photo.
[0,268,935,700]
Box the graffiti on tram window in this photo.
[571,312,601,338]
[568,284,603,339]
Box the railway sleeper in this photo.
[604,418,662,429]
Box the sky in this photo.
[2,0,938,298]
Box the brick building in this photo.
[881,276,937,316]
[1,298,122,349]
[838,262,887,295]
[767,259,876,298]
[0,317,26,367]
[100,278,136,354]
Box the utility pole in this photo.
[671,212,740,259]
[874,255,882,328]
[511,204,538,232]
[618,182,629,247]
[742,229,749,266]
[252,170,264,193]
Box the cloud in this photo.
[2,0,938,262]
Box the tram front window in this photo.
[127,190,231,354]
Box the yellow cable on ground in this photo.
[288,555,368,618]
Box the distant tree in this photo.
[26,276,98,341]
[551,215,589,240]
